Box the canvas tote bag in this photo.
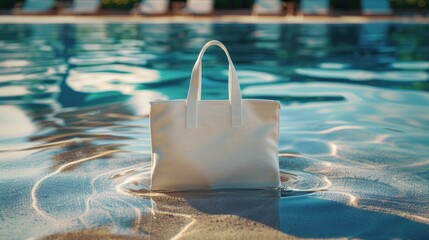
[150,40,281,191]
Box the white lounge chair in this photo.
[61,0,100,14]
[253,0,283,16]
[182,0,214,15]
[15,0,56,14]
[137,0,170,15]
[361,0,392,15]
[300,0,329,15]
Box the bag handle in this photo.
[186,40,243,129]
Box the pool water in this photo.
[0,22,428,239]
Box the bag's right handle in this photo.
[186,40,243,129]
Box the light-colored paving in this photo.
[0,15,429,24]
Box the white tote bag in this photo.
[150,40,281,192]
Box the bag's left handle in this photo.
[186,40,243,129]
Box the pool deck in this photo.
[1,15,429,24]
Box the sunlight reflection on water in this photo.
[0,22,428,239]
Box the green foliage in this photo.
[214,0,254,9]
[392,0,429,9]
[330,0,360,10]
[0,0,21,9]
[100,0,140,10]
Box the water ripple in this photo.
[1,22,429,239]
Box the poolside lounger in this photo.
[14,0,56,14]
[136,0,170,15]
[253,0,283,15]
[182,0,214,15]
[299,0,329,15]
[62,0,100,14]
[361,0,392,15]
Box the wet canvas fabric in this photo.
[150,40,281,191]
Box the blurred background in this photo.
[0,0,428,15]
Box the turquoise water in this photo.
[0,22,429,239]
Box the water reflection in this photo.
[296,68,429,82]
[0,22,428,239]
[0,105,36,138]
